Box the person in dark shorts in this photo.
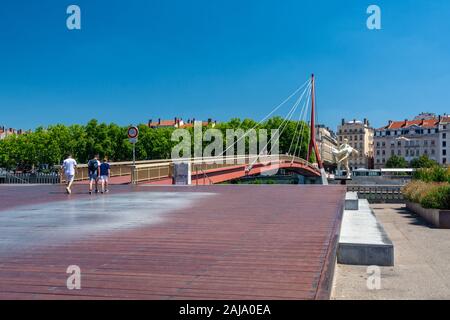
[99,157,111,194]
[87,154,101,194]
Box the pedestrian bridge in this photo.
[61,155,321,185]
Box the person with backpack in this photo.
[87,154,101,194]
[99,157,111,194]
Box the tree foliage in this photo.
[385,155,408,168]
[0,118,312,171]
[410,155,439,169]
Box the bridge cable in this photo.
[217,77,311,159]
[292,86,312,163]
[246,84,310,169]
[286,83,311,161]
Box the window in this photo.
[416,150,420,156]
[376,142,380,147]
[377,150,380,156]
[398,150,401,156]
[397,141,401,147]
[444,141,447,148]
[391,150,395,156]
[444,158,447,164]
[443,133,447,139]
[431,149,435,155]
[443,150,447,156]
[382,150,386,155]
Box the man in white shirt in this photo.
[62,154,77,194]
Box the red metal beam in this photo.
[307,74,323,169]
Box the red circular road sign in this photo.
[127,126,139,139]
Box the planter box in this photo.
[406,201,450,229]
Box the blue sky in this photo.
[1,0,450,131]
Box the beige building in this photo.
[438,116,450,165]
[148,117,216,129]
[375,114,449,168]
[316,125,338,167]
[337,119,374,170]
[0,127,25,140]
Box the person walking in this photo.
[87,154,101,194]
[99,157,111,194]
[62,154,77,194]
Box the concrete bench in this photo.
[345,192,359,210]
[338,199,394,266]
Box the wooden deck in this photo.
[0,184,345,300]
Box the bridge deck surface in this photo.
[0,184,345,300]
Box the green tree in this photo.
[410,155,439,168]
[0,117,314,171]
[385,155,408,168]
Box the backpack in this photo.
[88,159,99,172]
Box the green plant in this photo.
[413,166,449,182]
[420,185,450,209]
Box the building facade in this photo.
[316,125,338,168]
[337,119,374,170]
[373,114,445,168]
[438,116,450,165]
[0,127,25,140]
[148,117,216,129]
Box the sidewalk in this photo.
[332,204,450,299]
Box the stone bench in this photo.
[345,191,359,210]
[338,198,394,266]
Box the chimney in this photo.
[158,118,161,124]
[208,118,212,123]
[341,119,345,125]
[148,119,152,127]
[439,115,442,122]
[364,118,367,125]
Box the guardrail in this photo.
[0,172,61,184]
[130,155,318,184]
[55,155,318,185]
[347,185,404,203]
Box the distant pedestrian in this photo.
[99,157,110,194]
[62,154,77,194]
[87,154,101,194]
